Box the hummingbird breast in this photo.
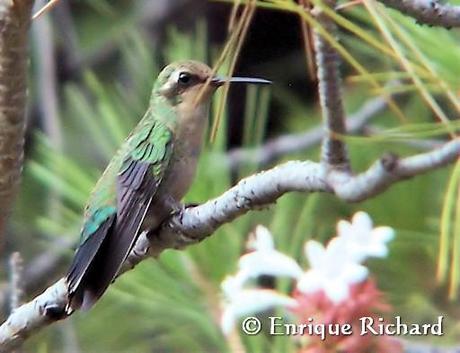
[143,104,209,230]
[165,103,209,200]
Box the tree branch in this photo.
[312,0,349,169]
[0,93,391,313]
[226,93,389,170]
[1,1,458,351]
[376,0,460,29]
[0,0,34,249]
[8,252,23,312]
[0,85,421,314]
[0,139,458,351]
[0,279,67,352]
[329,138,460,202]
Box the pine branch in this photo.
[376,0,460,29]
[0,139,458,351]
[226,92,389,170]
[1,0,459,350]
[8,252,23,312]
[312,0,349,169]
[0,0,34,249]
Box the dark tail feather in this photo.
[68,195,153,310]
[77,206,146,310]
[66,213,116,310]
[68,160,163,310]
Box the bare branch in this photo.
[0,139,457,351]
[330,138,460,202]
[158,161,328,242]
[227,93,389,170]
[8,253,24,312]
[312,0,349,169]
[376,0,460,28]
[0,279,67,352]
[0,90,389,309]
[22,238,71,293]
[32,0,62,148]
[0,0,34,249]
[0,141,452,345]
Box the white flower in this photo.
[247,225,275,252]
[221,273,247,299]
[221,287,296,335]
[238,226,303,281]
[297,238,368,303]
[337,211,395,262]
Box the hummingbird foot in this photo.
[161,195,200,216]
[44,303,69,320]
[162,195,185,216]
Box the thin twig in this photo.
[376,0,460,29]
[32,0,62,146]
[0,238,72,315]
[31,0,59,20]
[60,321,81,353]
[299,0,316,80]
[8,253,24,313]
[0,140,458,351]
[0,90,392,311]
[52,0,81,76]
[227,92,390,170]
[312,0,349,169]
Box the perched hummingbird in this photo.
[66,60,271,310]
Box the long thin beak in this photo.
[211,76,272,86]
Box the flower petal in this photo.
[239,251,303,279]
[221,273,248,298]
[305,240,325,268]
[352,211,373,231]
[221,307,236,335]
[337,220,352,238]
[297,270,323,294]
[231,289,297,317]
[248,225,274,251]
[372,226,395,243]
[342,264,369,284]
[324,280,350,303]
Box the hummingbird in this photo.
[66,60,271,311]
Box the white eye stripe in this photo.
[170,70,182,84]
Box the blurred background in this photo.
[2,0,460,352]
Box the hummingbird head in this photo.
[154,60,271,107]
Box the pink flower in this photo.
[292,279,403,353]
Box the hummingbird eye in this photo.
[178,72,192,85]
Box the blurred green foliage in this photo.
[7,0,460,352]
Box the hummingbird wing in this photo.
[67,119,173,310]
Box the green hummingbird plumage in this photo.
[66,60,271,310]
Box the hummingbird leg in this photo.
[159,195,200,216]
[161,195,185,216]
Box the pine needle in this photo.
[438,161,460,284]
[364,0,455,136]
[299,0,316,80]
[449,174,460,299]
[209,0,256,142]
[32,0,60,20]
